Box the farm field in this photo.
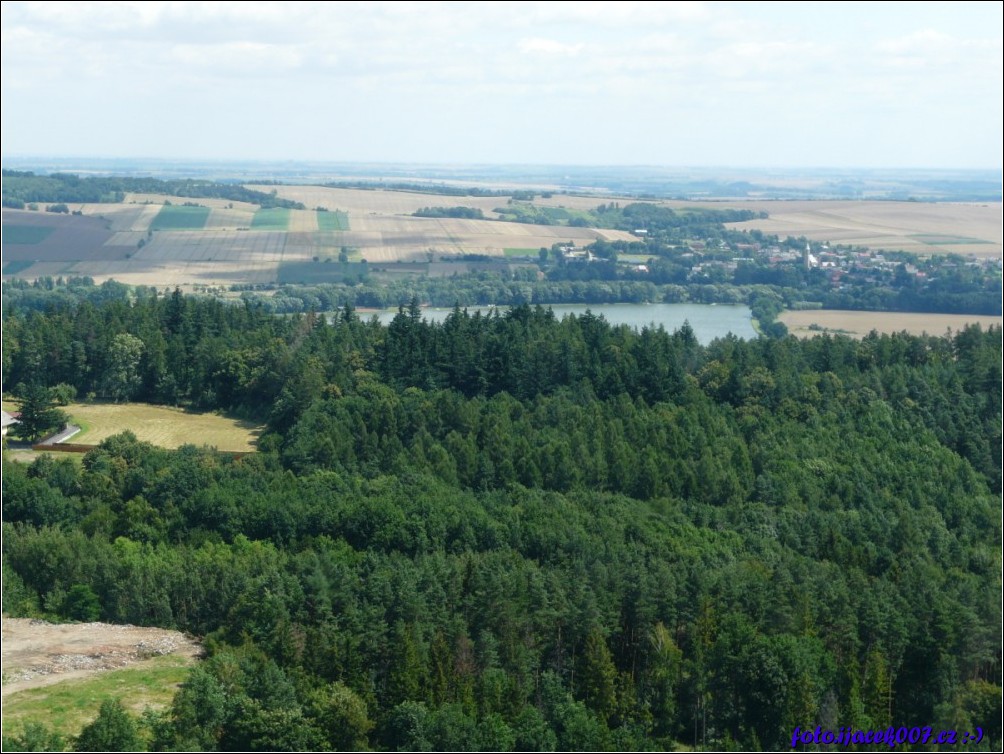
[69,229,289,287]
[4,189,998,286]
[531,193,630,211]
[149,204,210,230]
[250,207,290,230]
[247,184,509,217]
[287,208,320,232]
[204,205,256,229]
[2,618,200,742]
[278,260,370,284]
[724,200,1002,258]
[70,203,162,232]
[3,194,632,284]
[122,193,260,212]
[779,309,1003,338]
[2,209,130,267]
[3,224,54,244]
[65,402,261,451]
[316,209,350,230]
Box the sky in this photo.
[1,1,1002,168]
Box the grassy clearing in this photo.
[251,207,291,230]
[503,247,539,257]
[1,654,191,742]
[317,209,350,231]
[3,225,55,244]
[149,205,210,231]
[65,402,260,452]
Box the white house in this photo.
[2,410,20,437]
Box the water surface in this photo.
[368,303,756,345]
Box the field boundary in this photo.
[31,440,254,458]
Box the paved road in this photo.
[35,424,81,446]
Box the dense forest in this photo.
[0,171,305,210]
[2,290,1001,751]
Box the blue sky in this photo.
[2,1,1001,168]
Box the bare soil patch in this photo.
[1,617,201,698]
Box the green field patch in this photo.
[149,204,210,230]
[2,225,55,244]
[3,260,37,276]
[61,402,259,451]
[503,247,540,257]
[1,654,193,742]
[277,260,370,284]
[316,210,350,231]
[909,234,990,245]
[617,254,654,264]
[251,207,291,230]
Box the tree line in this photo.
[1,171,305,210]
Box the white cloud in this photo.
[518,37,583,56]
[525,1,709,26]
[1,1,1000,167]
[875,28,1003,70]
[170,41,305,74]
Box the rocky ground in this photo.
[1,617,201,697]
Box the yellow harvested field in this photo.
[67,402,261,451]
[246,184,508,217]
[594,228,640,242]
[283,231,325,261]
[204,207,256,229]
[105,230,148,247]
[133,229,287,263]
[779,309,1003,338]
[241,213,637,264]
[55,228,289,286]
[71,259,280,287]
[532,194,643,211]
[722,200,1001,258]
[116,203,162,232]
[288,209,319,232]
[67,203,159,232]
[328,215,636,259]
[123,193,259,212]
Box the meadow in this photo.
[65,402,261,452]
[1,655,193,742]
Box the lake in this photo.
[366,303,757,344]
